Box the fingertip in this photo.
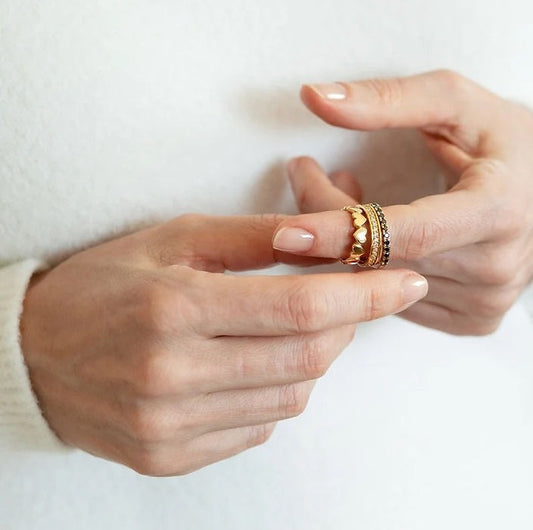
[300,84,337,122]
[300,84,318,110]
[286,156,324,184]
[272,226,315,253]
[286,157,302,179]
[273,211,353,258]
[300,82,359,130]
[400,272,428,309]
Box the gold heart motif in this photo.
[351,244,365,256]
[354,227,367,244]
[351,212,367,226]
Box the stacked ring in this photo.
[339,206,369,265]
[369,202,391,267]
[340,203,391,268]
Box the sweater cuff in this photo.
[0,259,71,451]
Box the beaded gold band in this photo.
[340,203,391,268]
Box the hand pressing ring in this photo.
[273,70,533,335]
[20,213,427,476]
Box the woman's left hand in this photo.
[272,70,533,335]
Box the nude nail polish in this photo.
[273,227,315,253]
[308,83,347,101]
[399,274,428,311]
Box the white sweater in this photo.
[1,1,532,528]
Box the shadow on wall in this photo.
[239,87,447,211]
[248,128,447,212]
[338,128,447,206]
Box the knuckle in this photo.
[131,281,174,335]
[284,281,329,333]
[362,77,404,107]
[474,263,515,287]
[253,213,287,231]
[129,352,176,397]
[295,333,332,380]
[130,273,199,337]
[126,448,169,477]
[478,158,508,181]
[498,215,522,240]
[156,214,208,266]
[443,310,503,337]
[124,403,172,445]
[277,383,309,419]
[245,423,275,449]
[360,284,392,322]
[402,219,444,261]
[464,242,516,287]
[127,445,199,477]
[487,202,522,242]
[470,290,516,320]
[435,69,468,93]
[467,318,502,337]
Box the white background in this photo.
[1,1,533,528]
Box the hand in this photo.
[272,70,533,335]
[20,213,426,476]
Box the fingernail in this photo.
[308,83,347,101]
[400,274,428,309]
[273,227,315,253]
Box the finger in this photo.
[190,268,428,337]
[421,275,517,323]
[393,253,474,284]
[165,422,277,476]
[288,156,355,213]
[130,422,278,476]
[423,131,473,176]
[115,381,313,447]
[272,180,493,262]
[196,325,355,392]
[190,380,316,434]
[300,69,496,152]
[395,237,528,286]
[399,300,502,336]
[330,170,363,202]
[75,326,355,397]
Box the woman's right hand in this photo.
[19,212,427,476]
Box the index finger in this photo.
[300,70,498,146]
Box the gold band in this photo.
[369,202,391,267]
[340,203,390,268]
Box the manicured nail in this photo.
[400,274,428,309]
[273,227,315,253]
[308,83,347,101]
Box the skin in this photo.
[20,213,427,476]
[273,69,533,336]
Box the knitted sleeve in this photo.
[0,259,70,451]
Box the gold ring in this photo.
[340,203,390,268]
